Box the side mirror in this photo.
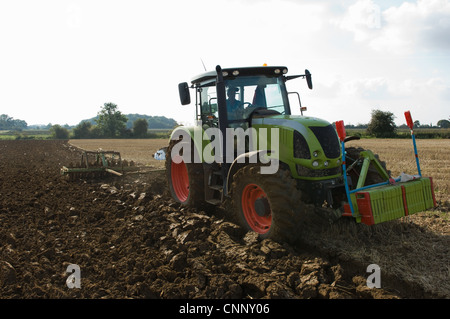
[305,69,313,90]
[178,82,191,105]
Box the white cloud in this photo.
[334,0,450,54]
[314,77,389,100]
[333,0,382,41]
[304,68,450,125]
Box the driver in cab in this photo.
[226,87,244,120]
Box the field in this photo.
[67,138,450,297]
[346,128,450,139]
[70,138,450,295]
[69,138,450,205]
[0,138,448,301]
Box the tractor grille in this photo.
[293,130,311,159]
[309,125,341,159]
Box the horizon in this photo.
[13,112,450,129]
[2,111,179,129]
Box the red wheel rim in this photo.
[171,156,189,202]
[241,184,271,234]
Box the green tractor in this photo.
[166,65,436,242]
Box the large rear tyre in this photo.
[165,139,204,208]
[231,165,305,243]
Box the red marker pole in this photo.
[404,111,422,177]
[336,120,354,216]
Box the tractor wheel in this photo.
[165,139,204,208]
[231,165,305,243]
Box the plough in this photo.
[61,150,139,180]
[336,111,436,225]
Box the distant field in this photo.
[346,128,450,139]
[0,128,172,140]
[0,130,51,140]
[69,138,449,204]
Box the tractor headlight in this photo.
[312,160,319,167]
[313,151,319,157]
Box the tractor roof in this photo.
[191,66,288,86]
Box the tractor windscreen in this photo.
[198,75,289,128]
[224,76,288,122]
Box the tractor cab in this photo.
[179,66,312,130]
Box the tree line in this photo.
[52,103,177,139]
[0,114,27,130]
[2,106,449,139]
[346,110,450,138]
[1,103,178,139]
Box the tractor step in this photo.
[205,199,222,205]
[203,164,224,204]
[343,177,436,225]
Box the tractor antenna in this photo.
[200,58,207,71]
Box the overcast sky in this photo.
[0,0,449,127]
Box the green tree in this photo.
[50,124,70,139]
[95,102,128,138]
[0,114,27,130]
[133,118,148,138]
[72,121,92,139]
[437,119,450,128]
[366,109,397,138]
[89,125,103,138]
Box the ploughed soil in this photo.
[0,140,448,299]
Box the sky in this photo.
[0,0,449,127]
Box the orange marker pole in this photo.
[336,120,354,216]
[404,111,422,177]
